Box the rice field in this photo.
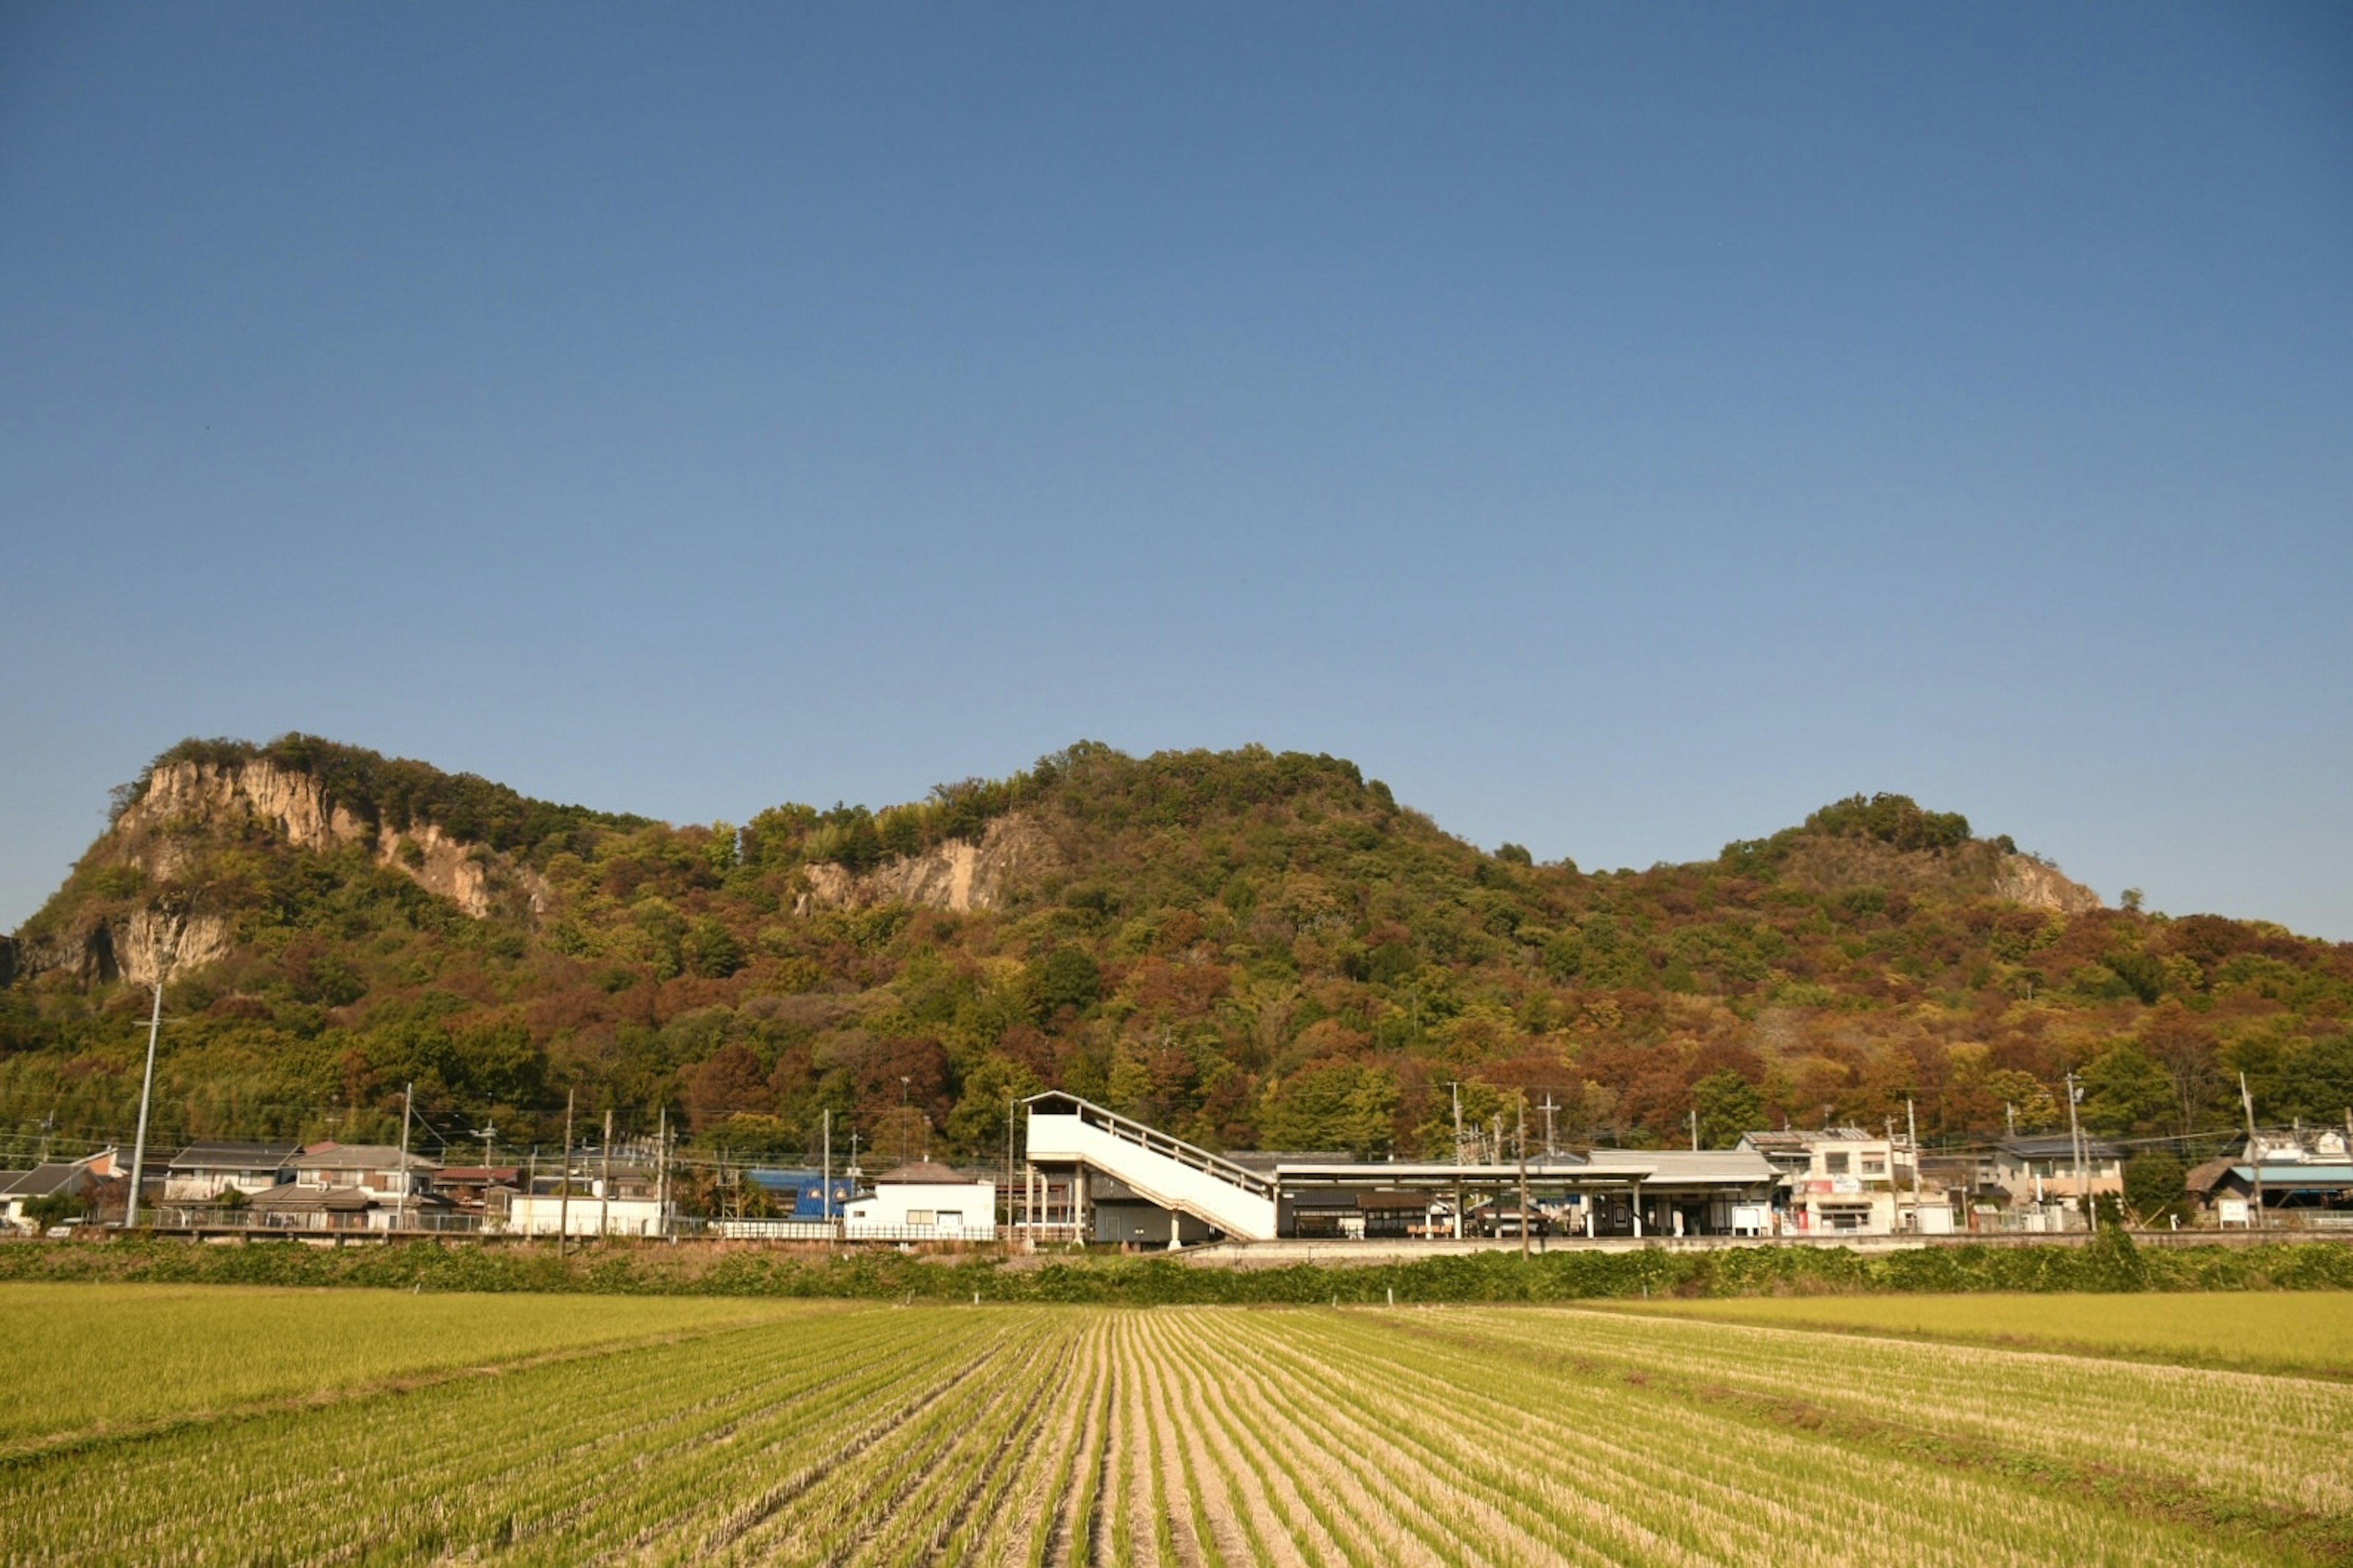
[2,1285,2348,1566]
[1598,1290,2353,1377]
[0,1283,801,1452]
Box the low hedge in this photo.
[4,1230,2351,1302]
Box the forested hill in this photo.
[4,735,2349,1178]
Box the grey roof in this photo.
[294,1145,442,1172]
[1590,1148,1778,1184]
[0,1163,89,1199]
[1740,1128,1875,1151]
[167,1142,301,1170]
[248,1183,377,1212]
[874,1160,980,1185]
[1999,1135,2126,1161]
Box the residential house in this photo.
[162,1142,300,1203]
[1991,1134,2124,1207]
[1738,1128,1928,1235]
[275,1142,449,1230]
[431,1166,523,1217]
[844,1161,996,1241]
[0,1150,119,1232]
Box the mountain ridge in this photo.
[4,735,2346,1183]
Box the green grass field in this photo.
[0,1282,806,1452]
[1601,1290,2353,1376]
[2,1286,2348,1566]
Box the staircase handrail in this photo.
[1042,1096,1278,1200]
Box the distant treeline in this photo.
[6,1235,2351,1301]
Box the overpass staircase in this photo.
[1022,1092,1279,1242]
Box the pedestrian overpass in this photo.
[1021,1092,1279,1242]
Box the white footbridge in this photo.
[1022,1092,1279,1241]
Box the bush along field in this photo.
[5,1232,2353,1302]
[4,1292,2348,1566]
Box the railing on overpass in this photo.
[1026,1093,1278,1200]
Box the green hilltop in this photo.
[4,735,2349,1196]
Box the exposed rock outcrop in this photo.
[1992,854,2103,915]
[795,813,1062,915]
[11,757,553,989]
[112,759,548,920]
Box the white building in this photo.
[845,1161,996,1241]
[503,1172,666,1238]
[1739,1128,1938,1235]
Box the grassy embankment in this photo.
[5,1230,2353,1302]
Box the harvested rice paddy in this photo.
[1603,1289,2353,1376]
[2,1284,2347,1565]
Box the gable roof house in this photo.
[1,1151,121,1232]
[163,1142,300,1203]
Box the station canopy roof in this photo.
[1270,1148,1773,1190]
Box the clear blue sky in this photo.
[4,4,2349,937]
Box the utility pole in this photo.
[2064,1071,2087,1229]
[654,1107,669,1232]
[1450,1081,1464,1240]
[557,1089,575,1254]
[126,980,164,1229]
[1690,1108,1700,1152]
[599,1108,613,1240]
[1905,1096,1922,1231]
[822,1108,833,1225]
[1517,1098,1531,1262]
[1004,1096,1015,1246]
[2241,1073,2264,1231]
[474,1123,496,1171]
[1540,1094,1557,1159]
[398,1081,414,1233]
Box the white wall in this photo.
[504,1195,667,1237]
[845,1180,995,1238]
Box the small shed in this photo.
[844,1160,996,1241]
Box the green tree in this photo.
[944,1054,1045,1157]
[683,917,745,979]
[21,1190,85,1229]
[1035,947,1102,1018]
[1257,1062,1400,1157]
[2121,1149,2189,1224]
[1691,1069,1765,1148]
[2078,1043,2176,1137]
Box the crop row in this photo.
[0,1306,2330,1566]
[1436,1306,2353,1517]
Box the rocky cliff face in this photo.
[13,758,548,987]
[1992,854,2104,915]
[113,759,547,920]
[796,813,1063,915]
